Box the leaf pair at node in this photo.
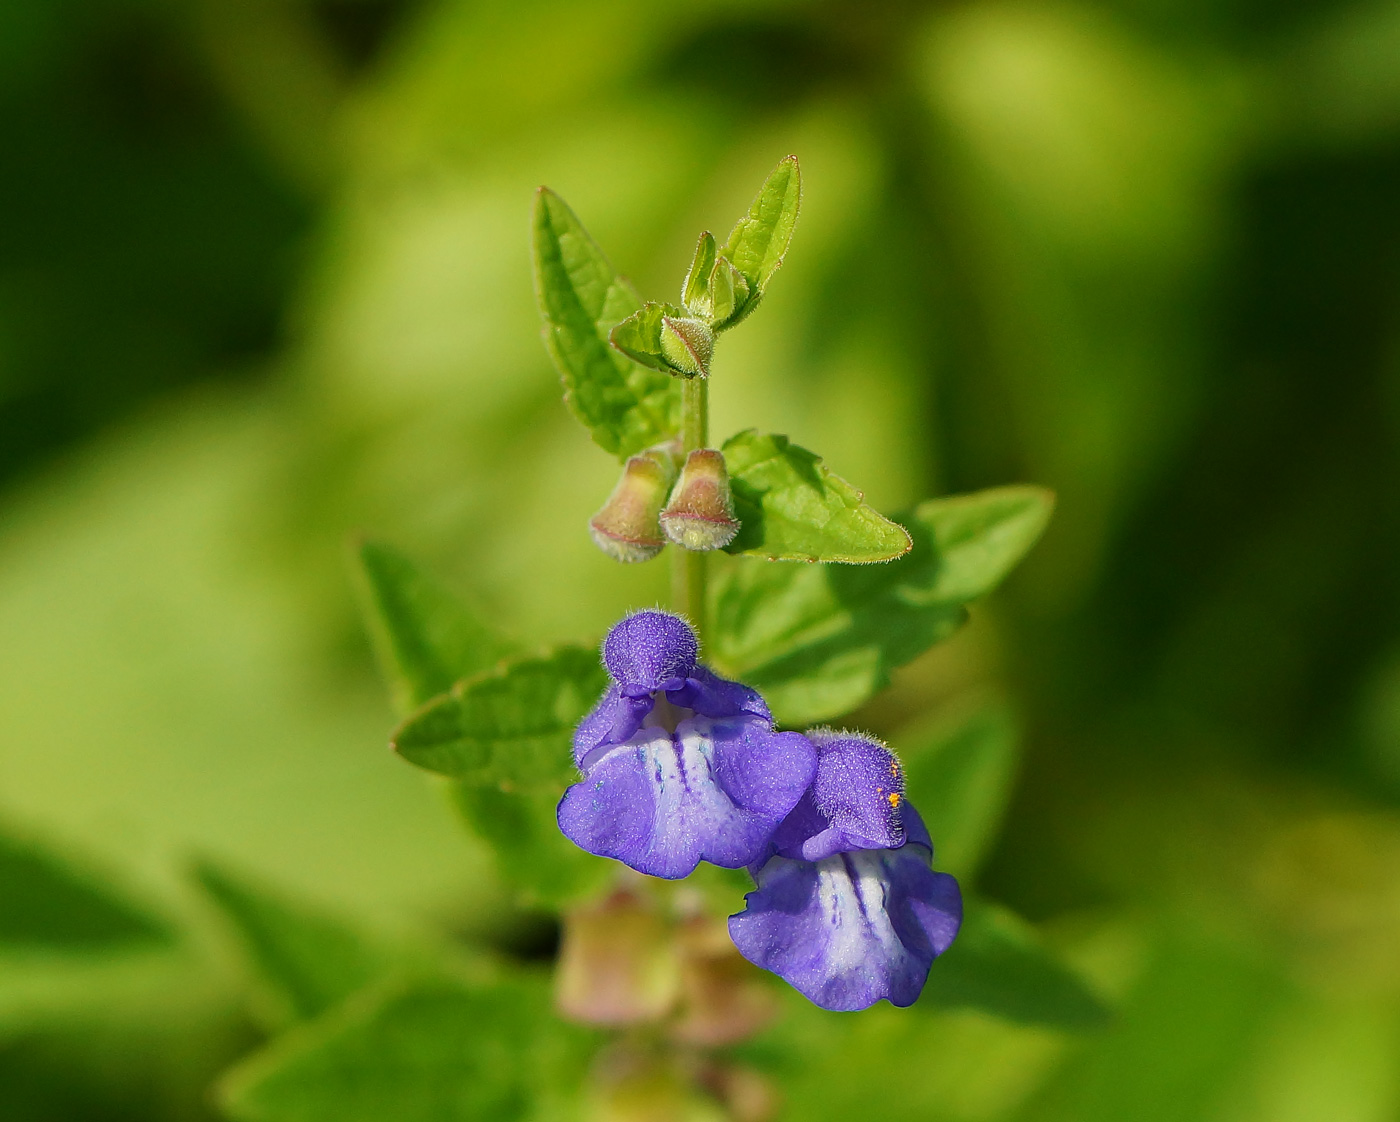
[535,156,916,566]
[711,485,1056,724]
[532,155,799,456]
[608,154,800,379]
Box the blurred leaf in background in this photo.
[4,0,1400,1119]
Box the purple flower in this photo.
[728,731,962,1011]
[558,610,816,879]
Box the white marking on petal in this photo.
[813,851,918,982]
[581,716,754,874]
[641,718,752,866]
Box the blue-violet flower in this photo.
[728,730,963,1011]
[558,610,817,879]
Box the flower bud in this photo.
[590,449,678,563]
[681,231,718,319]
[670,917,777,1047]
[660,449,740,551]
[555,890,681,1026]
[706,254,750,329]
[659,316,714,378]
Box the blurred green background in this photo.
[5,0,1400,1117]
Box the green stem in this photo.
[673,376,710,639]
[682,374,708,450]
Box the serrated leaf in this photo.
[533,188,680,457]
[920,900,1111,1030]
[220,975,588,1122]
[711,484,1053,723]
[352,541,512,715]
[450,784,611,908]
[194,861,390,1026]
[352,547,609,905]
[720,430,911,563]
[0,831,167,951]
[720,155,801,326]
[900,703,1019,881]
[392,647,608,791]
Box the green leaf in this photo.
[720,430,912,563]
[920,900,1111,1030]
[906,484,1057,605]
[194,861,390,1026]
[352,547,610,905]
[352,541,512,715]
[900,702,1019,881]
[392,646,608,792]
[719,154,801,326]
[220,975,588,1122]
[0,831,167,951]
[681,232,749,328]
[449,784,611,908]
[711,484,1053,724]
[533,187,680,458]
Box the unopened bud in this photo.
[682,231,718,320]
[590,449,677,563]
[555,890,681,1026]
[660,449,739,551]
[706,254,750,329]
[660,316,714,378]
[670,918,777,1047]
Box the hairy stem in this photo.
[682,373,708,451]
[673,375,709,639]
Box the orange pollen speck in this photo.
[888,792,901,808]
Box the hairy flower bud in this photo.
[680,232,752,331]
[706,254,750,329]
[660,449,740,551]
[659,316,714,378]
[555,890,680,1026]
[670,918,777,1046]
[590,449,678,563]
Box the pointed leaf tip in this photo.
[919,900,1112,1030]
[194,859,388,1026]
[716,156,803,329]
[720,430,909,563]
[710,481,1054,724]
[351,541,511,715]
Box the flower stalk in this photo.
[674,375,710,639]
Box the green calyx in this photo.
[661,448,740,552]
[610,303,714,379]
[589,446,679,563]
[681,232,751,330]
